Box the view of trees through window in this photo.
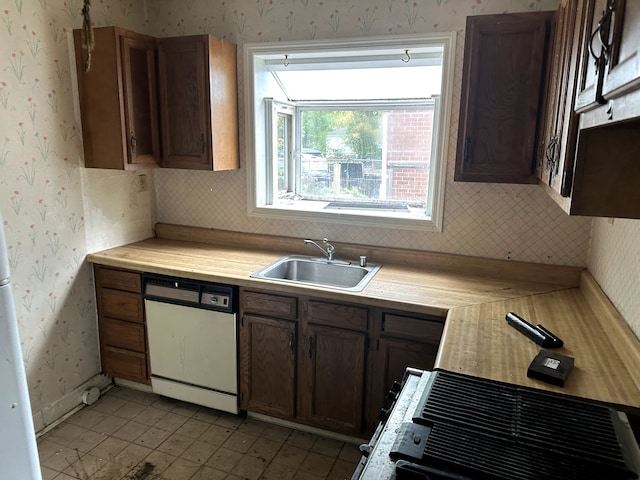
[295,107,435,208]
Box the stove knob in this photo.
[378,408,390,422]
[358,443,372,458]
[390,381,402,394]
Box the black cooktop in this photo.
[390,370,639,480]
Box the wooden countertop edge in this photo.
[580,271,640,391]
[434,272,640,412]
[86,236,569,317]
[154,223,584,287]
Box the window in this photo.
[244,34,455,231]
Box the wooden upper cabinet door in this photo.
[157,35,239,171]
[575,0,608,112]
[120,35,160,168]
[539,0,586,198]
[577,0,640,111]
[601,1,640,101]
[73,27,160,170]
[455,12,554,184]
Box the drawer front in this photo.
[102,345,148,384]
[101,317,146,352]
[241,290,297,320]
[382,313,444,343]
[96,266,142,293]
[100,288,144,323]
[306,300,368,331]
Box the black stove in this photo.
[353,369,640,480]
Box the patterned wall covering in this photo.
[590,219,640,337]
[148,0,593,267]
[0,0,154,427]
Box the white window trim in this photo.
[244,33,456,232]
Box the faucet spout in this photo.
[304,238,335,261]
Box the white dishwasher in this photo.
[143,274,238,414]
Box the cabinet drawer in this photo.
[306,300,368,331]
[381,313,444,343]
[99,288,144,323]
[241,290,297,320]
[102,345,148,384]
[96,266,142,293]
[101,317,146,352]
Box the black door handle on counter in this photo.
[506,312,564,348]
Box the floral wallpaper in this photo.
[0,0,154,430]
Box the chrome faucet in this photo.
[304,237,335,261]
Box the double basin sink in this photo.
[251,255,382,292]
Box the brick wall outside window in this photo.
[386,109,434,201]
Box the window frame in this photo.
[244,33,456,232]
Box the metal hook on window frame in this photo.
[284,54,289,67]
[401,49,411,63]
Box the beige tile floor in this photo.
[38,386,361,480]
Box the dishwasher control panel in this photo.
[143,274,237,313]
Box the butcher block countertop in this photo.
[87,224,640,414]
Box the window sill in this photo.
[249,200,441,232]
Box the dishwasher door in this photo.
[145,300,238,412]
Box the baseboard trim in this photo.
[33,374,112,435]
[246,411,365,444]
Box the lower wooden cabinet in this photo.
[298,301,369,435]
[239,314,297,418]
[368,311,444,430]
[239,289,370,436]
[94,265,149,384]
[239,287,445,437]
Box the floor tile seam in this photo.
[295,449,340,478]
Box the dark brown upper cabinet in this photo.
[157,35,239,171]
[455,12,554,184]
[541,0,640,218]
[576,0,640,122]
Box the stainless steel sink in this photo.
[251,255,381,292]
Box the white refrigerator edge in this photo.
[0,208,42,479]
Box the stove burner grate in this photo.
[400,370,639,480]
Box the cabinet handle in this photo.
[463,136,471,164]
[308,336,313,359]
[200,133,205,155]
[588,0,617,105]
[129,133,137,155]
[545,135,559,186]
[545,135,557,168]
[289,332,294,353]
